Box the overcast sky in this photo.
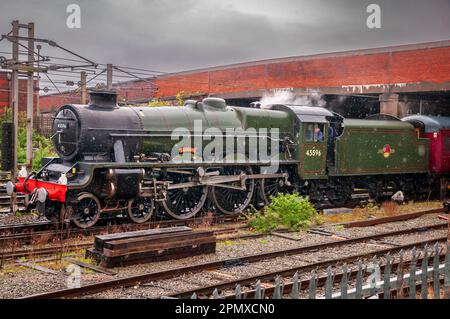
[0,0,449,90]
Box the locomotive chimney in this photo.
[88,90,118,109]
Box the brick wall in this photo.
[153,43,450,98]
[0,71,39,114]
[38,92,80,113]
[39,41,450,108]
[0,72,9,113]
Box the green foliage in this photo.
[247,193,322,233]
[147,99,171,107]
[31,130,57,171]
[146,91,185,107]
[223,240,235,246]
[0,110,56,171]
[0,108,12,142]
[364,201,379,213]
[175,91,185,106]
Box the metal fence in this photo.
[33,114,53,137]
[183,242,450,299]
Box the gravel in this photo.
[85,230,447,299]
[0,211,447,299]
[0,212,48,226]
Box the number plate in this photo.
[306,149,322,157]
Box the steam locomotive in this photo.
[6,91,447,228]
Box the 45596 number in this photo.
[306,149,322,157]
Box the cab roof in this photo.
[269,104,334,123]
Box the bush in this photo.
[18,128,56,171]
[247,193,322,233]
[1,109,56,171]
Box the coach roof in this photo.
[402,115,450,133]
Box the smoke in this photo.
[259,90,326,108]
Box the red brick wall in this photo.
[0,72,9,113]
[38,92,80,113]
[114,81,157,103]
[153,45,450,97]
[38,82,157,112]
[0,72,38,114]
[39,41,450,108]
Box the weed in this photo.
[1,111,56,170]
[223,240,235,246]
[381,201,399,216]
[247,193,321,233]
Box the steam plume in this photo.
[259,90,326,109]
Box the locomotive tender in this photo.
[6,91,436,228]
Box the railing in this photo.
[174,242,450,299]
[33,114,54,137]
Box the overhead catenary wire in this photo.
[0,49,166,75]
[2,31,380,103]
[2,30,360,94]
[113,66,157,88]
[2,50,267,92]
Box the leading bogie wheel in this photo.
[128,196,154,224]
[71,193,101,229]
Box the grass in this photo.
[322,200,443,224]
[0,264,24,275]
[380,201,400,216]
[220,239,246,247]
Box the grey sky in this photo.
[0,0,449,88]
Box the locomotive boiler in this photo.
[7,90,433,228]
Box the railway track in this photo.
[1,207,445,260]
[1,204,445,245]
[19,220,449,299]
[0,214,245,245]
[0,222,254,261]
[0,173,25,213]
[0,192,25,214]
[167,240,449,299]
[340,207,446,228]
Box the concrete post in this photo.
[379,93,400,117]
[10,20,19,213]
[80,71,87,104]
[26,22,34,171]
[106,64,113,90]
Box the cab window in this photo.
[305,124,314,141]
[305,123,325,142]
